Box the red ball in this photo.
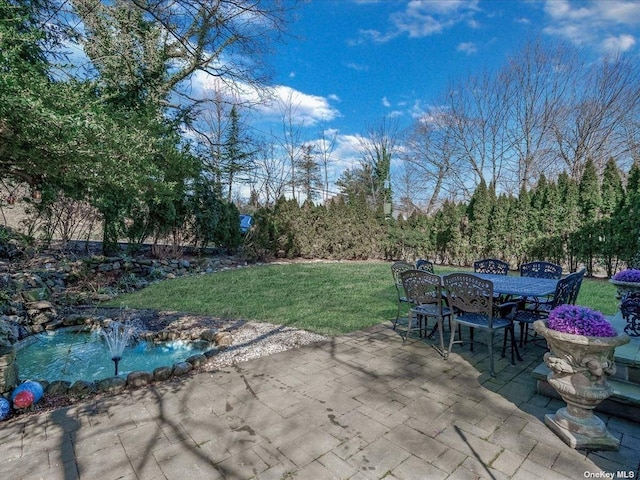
[13,390,34,409]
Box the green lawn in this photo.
[108,262,619,336]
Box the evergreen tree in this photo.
[297,144,322,203]
[512,186,531,265]
[467,179,492,258]
[576,158,602,275]
[617,160,640,265]
[221,105,254,202]
[488,193,511,260]
[599,158,624,275]
[558,172,581,271]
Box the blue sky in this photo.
[263,0,639,134]
[201,0,639,183]
[188,0,640,198]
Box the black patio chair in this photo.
[391,260,414,329]
[444,273,520,376]
[520,261,562,279]
[511,269,584,347]
[621,292,640,337]
[415,259,435,273]
[401,269,451,357]
[474,258,509,275]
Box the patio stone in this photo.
[2,322,639,479]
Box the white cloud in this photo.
[457,41,478,54]
[332,133,365,171]
[355,0,481,43]
[328,93,342,102]
[192,73,340,127]
[543,0,640,53]
[382,96,391,108]
[255,85,341,127]
[601,34,636,54]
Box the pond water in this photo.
[16,329,212,383]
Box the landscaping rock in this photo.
[203,348,218,358]
[126,371,153,387]
[200,329,217,342]
[172,362,192,376]
[186,354,206,368]
[46,380,71,396]
[97,377,127,393]
[153,366,173,381]
[214,331,232,347]
[0,319,20,347]
[69,380,97,397]
[0,346,18,394]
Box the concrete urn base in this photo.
[533,320,630,451]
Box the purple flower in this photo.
[613,269,640,282]
[547,304,617,337]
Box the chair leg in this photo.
[403,310,413,343]
[437,317,446,359]
[393,302,401,329]
[488,330,495,377]
[501,329,507,358]
[511,326,522,362]
[448,318,458,355]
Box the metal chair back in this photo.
[621,292,640,336]
[568,268,586,305]
[415,259,435,273]
[443,273,495,325]
[391,261,415,329]
[401,269,442,307]
[520,261,562,279]
[474,258,509,275]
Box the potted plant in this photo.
[610,268,640,303]
[533,305,630,451]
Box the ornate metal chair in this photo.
[401,269,451,357]
[568,268,586,305]
[443,273,520,376]
[620,292,640,337]
[391,261,414,329]
[518,261,564,313]
[520,261,562,279]
[474,258,510,305]
[415,259,435,273]
[511,269,583,347]
[474,258,509,275]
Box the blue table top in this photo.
[470,273,558,297]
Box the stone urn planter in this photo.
[610,269,640,304]
[533,307,630,451]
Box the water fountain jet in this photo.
[99,320,140,376]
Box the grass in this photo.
[108,261,619,336]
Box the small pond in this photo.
[16,328,213,383]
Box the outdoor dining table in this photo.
[469,272,559,298]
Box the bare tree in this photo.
[551,54,640,180]
[250,136,290,206]
[444,70,510,193]
[316,126,337,203]
[502,40,576,191]
[278,91,304,201]
[400,109,459,213]
[192,90,229,196]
